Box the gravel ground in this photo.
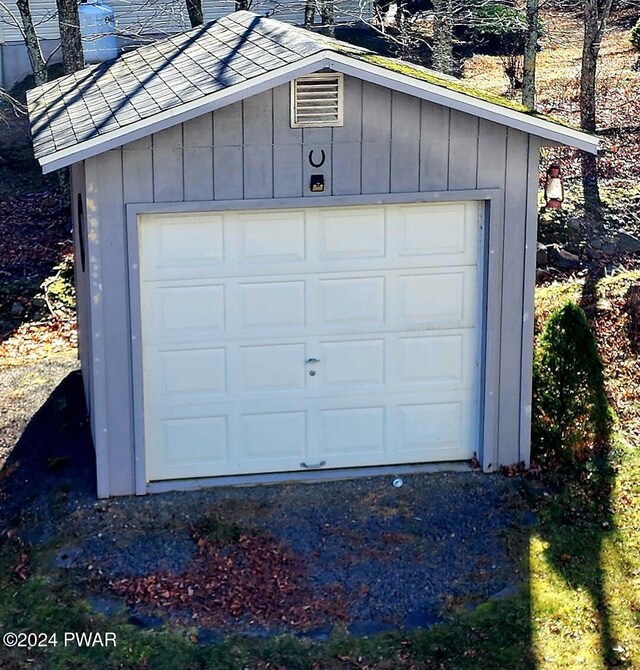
[0,351,79,468]
[0,366,537,639]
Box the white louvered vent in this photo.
[290,73,344,128]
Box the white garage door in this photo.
[138,201,482,482]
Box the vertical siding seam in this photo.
[497,127,510,465]
[519,135,538,464]
[445,109,451,191]
[418,100,426,191]
[120,147,137,493]
[474,118,481,190]
[150,132,156,203]
[417,99,423,192]
[359,79,363,195]
[180,123,185,203]
[388,90,393,193]
[211,112,216,200]
[271,89,275,199]
[241,99,245,200]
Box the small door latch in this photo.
[306,358,321,364]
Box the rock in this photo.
[618,231,640,253]
[32,297,46,308]
[590,237,603,250]
[521,511,539,527]
[296,626,332,642]
[403,609,440,630]
[52,546,83,569]
[567,217,581,231]
[197,629,223,645]
[489,585,520,601]
[536,244,548,267]
[87,596,124,617]
[239,626,271,639]
[584,247,602,260]
[127,613,164,630]
[348,620,396,637]
[547,245,581,270]
[601,242,617,255]
[536,269,551,283]
[10,302,24,317]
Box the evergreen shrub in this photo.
[532,302,614,466]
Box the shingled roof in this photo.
[28,11,597,173]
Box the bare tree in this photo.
[580,0,613,212]
[522,0,538,109]
[56,0,84,73]
[13,0,48,85]
[185,0,203,27]
[432,0,453,74]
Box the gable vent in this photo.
[291,73,344,128]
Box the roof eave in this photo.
[37,47,598,173]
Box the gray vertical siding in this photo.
[86,74,538,496]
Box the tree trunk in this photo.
[320,0,334,36]
[56,0,84,74]
[304,0,315,28]
[431,0,453,75]
[580,0,613,212]
[522,0,538,110]
[186,0,203,27]
[16,0,48,85]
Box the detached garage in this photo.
[27,12,598,497]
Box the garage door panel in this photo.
[318,208,386,259]
[396,402,466,455]
[141,215,224,280]
[241,411,306,460]
[238,343,307,393]
[318,339,385,388]
[236,280,306,329]
[395,202,477,260]
[158,348,227,396]
[397,269,476,327]
[151,415,229,480]
[146,285,226,343]
[319,406,385,456]
[396,333,473,386]
[319,276,385,325]
[237,211,306,264]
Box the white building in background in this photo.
[0,0,373,88]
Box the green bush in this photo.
[630,18,640,51]
[532,302,614,466]
[457,0,536,56]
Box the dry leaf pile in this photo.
[110,529,348,631]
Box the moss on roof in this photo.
[340,51,581,132]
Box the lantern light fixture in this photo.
[544,162,564,209]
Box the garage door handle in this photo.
[301,460,326,469]
[306,358,321,364]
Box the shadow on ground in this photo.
[0,371,95,527]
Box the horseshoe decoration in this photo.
[308,149,326,169]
